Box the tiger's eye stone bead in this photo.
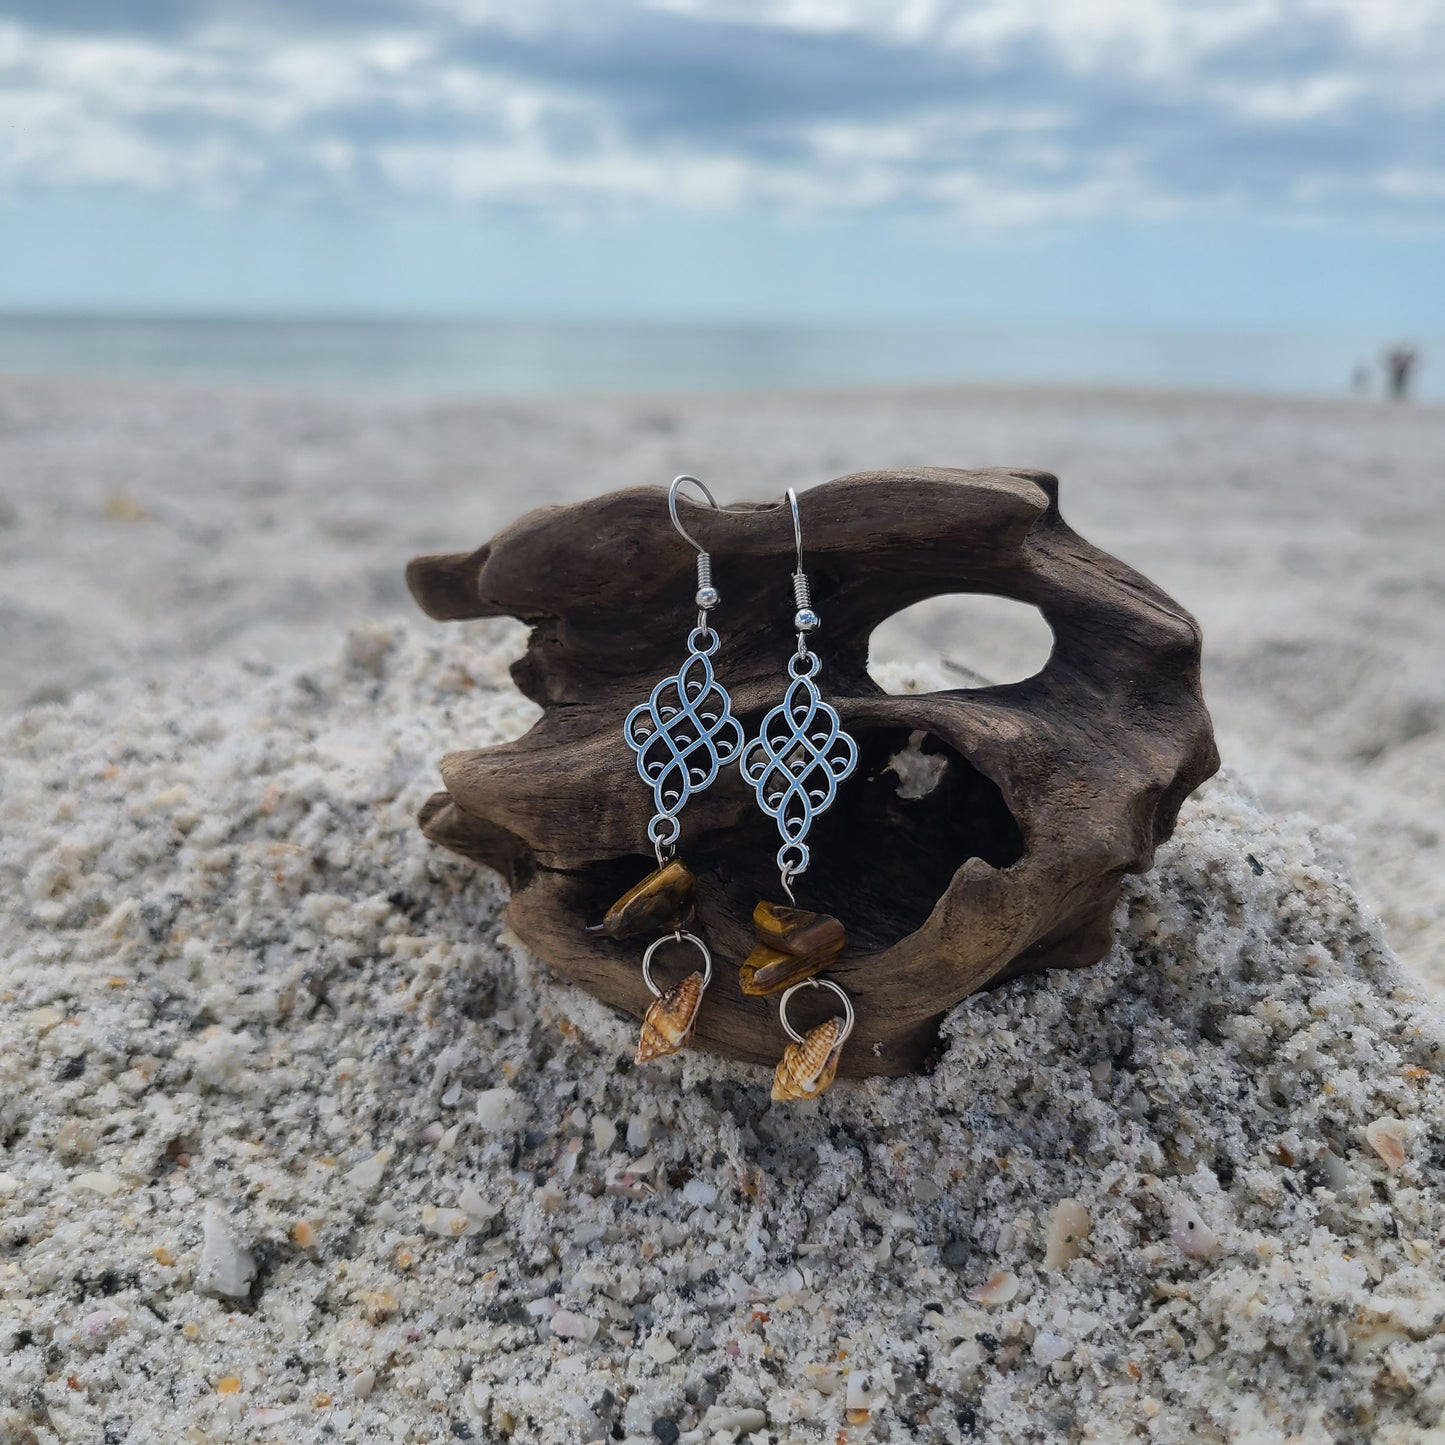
[585,858,697,940]
[738,899,845,995]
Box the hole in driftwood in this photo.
[699,724,1024,954]
[868,593,1054,693]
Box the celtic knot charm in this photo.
[625,626,744,850]
[741,649,859,877]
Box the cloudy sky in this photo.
[0,0,1442,329]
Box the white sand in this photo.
[2,376,1445,1442]
[3,621,1444,1444]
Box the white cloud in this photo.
[0,0,1440,228]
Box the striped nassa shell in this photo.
[771,1016,846,1101]
[636,970,705,1063]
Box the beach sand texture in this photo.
[3,621,1444,1444]
[2,377,1444,1442]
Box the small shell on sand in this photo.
[1169,1195,1221,1258]
[72,1170,123,1197]
[1365,1117,1409,1171]
[345,1149,390,1191]
[422,1205,477,1238]
[971,1270,1020,1306]
[196,1208,256,1299]
[457,1180,493,1219]
[549,1309,600,1343]
[1043,1198,1091,1270]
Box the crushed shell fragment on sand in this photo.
[549,1309,600,1343]
[1169,1194,1221,1258]
[422,1205,477,1238]
[196,1207,256,1300]
[845,1370,888,1418]
[458,1180,494,1218]
[970,1270,1020,1306]
[1365,1117,1409,1171]
[345,1149,390,1190]
[72,1170,124,1197]
[1043,1198,1091,1270]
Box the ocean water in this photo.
[0,313,1438,401]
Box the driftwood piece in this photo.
[407,469,1219,1077]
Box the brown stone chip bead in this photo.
[585,858,697,940]
[738,900,846,995]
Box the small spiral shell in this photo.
[771,1016,846,1101]
[636,971,706,1063]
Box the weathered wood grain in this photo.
[407,469,1219,1076]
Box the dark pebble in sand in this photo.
[941,1238,970,1268]
[652,1419,681,1444]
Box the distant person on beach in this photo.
[1351,362,1372,395]
[1383,343,1419,401]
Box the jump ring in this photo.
[641,931,713,999]
[777,977,855,1045]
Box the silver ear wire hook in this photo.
[668,475,718,552]
[786,486,820,646]
[786,486,804,573]
[669,475,722,621]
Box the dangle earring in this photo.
[586,476,744,1065]
[739,487,860,1100]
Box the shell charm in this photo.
[636,971,706,1064]
[771,1016,847,1101]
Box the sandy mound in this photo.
[2,624,1443,1445]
